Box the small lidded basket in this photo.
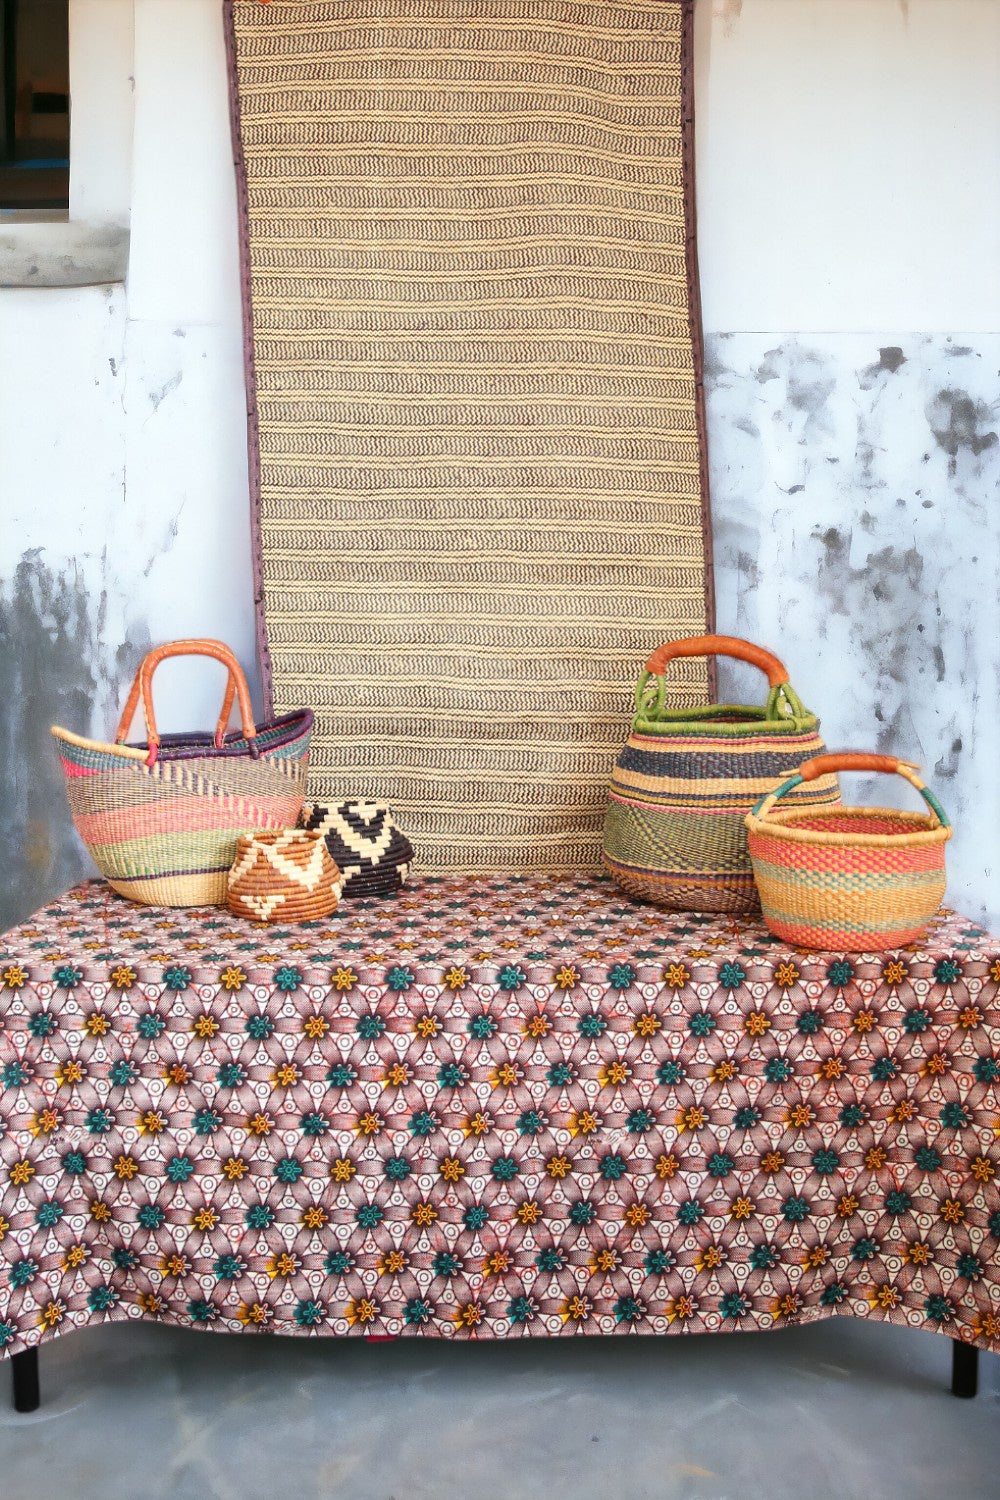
[745,753,952,952]
[226,829,342,923]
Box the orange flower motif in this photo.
[267,1251,299,1280]
[744,1010,771,1038]
[881,960,907,986]
[760,1150,785,1175]
[905,1241,932,1266]
[29,1107,62,1137]
[634,1012,662,1038]
[836,1193,860,1219]
[414,1014,440,1038]
[654,1153,679,1181]
[599,1061,631,1088]
[219,965,247,991]
[922,1052,949,1077]
[411,1201,438,1227]
[939,1197,965,1225]
[462,1110,493,1138]
[973,1311,1000,1341]
[786,1104,814,1130]
[553,966,579,991]
[38,1300,66,1331]
[355,1111,384,1137]
[302,1014,329,1039]
[55,1060,84,1086]
[523,1013,550,1039]
[676,1105,706,1132]
[383,1062,410,1088]
[864,1146,887,1172]
[567,1108,600,1138]
[346,1297,379,1327]
[729,1196,755,1221]
[818,1056,845,1080]
[379,1249,408,1275]
[516,1201,542,1226]
[63,1243,89,1271]
[2,964,27,988]
[970,1155,996,1184]
[439,1156,465,1183]
[332,967,358,992]
[991,959,1000,985]
[802,1244,829,1269]
[663,962,690,989]
[624,1203,651,1228]
[958,1006,983,1030]
[84,1012,111,1037]
[164,1062,191,1086]
[443,966,469,991]
[237,1302,272,1326]
[0,1212,8,1239]
[136,1110,165,1137]
[301,1206,328,1231]
[89,1200,111,1223]
[491,1062,521,1088]
[222,1156,248,1182]
[891,1099,917,1123]
[560,1294,591,1324]
[246,1111,274,1137]
[774,961,800,989]
[160,1253,189,1278]
[711,1058,737,1083]
[852,1009,877,1034]
[483,1251,510,1277]
[109,964,136,990]
[192,1013,219,1040]
[137,1292,164,1317]
[771,1292,800,1320]
[192,1207,219,1232]
[545,1154,572,1179]
[330,1157,356,1183]
[272,1063,300,1088]
[695,1243,724,1273]
[591,1248,619,1274]
[665,1294,696,1324]
[867,1284,900,1310]
[10,1160,35,1187]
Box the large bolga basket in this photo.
[603,635,840,913]
[51,639,312,907]
[745,753,952,951]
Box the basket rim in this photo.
[746,802,953,850]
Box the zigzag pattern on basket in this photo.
[299,799,413,898]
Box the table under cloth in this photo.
[1,875,998,1360]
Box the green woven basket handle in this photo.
[750,753,951,827]
[636,634,806,722]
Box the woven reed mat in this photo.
[226,0,714,872]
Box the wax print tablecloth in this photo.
[1,876,998,1357]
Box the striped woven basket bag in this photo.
[602,635,840,913]
[51,640,312,907]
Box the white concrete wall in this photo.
[1,0,998,927]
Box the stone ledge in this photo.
[0,221,129,288]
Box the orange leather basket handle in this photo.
[115,640,257,767]
[797,752,901,782]
[645,634,788,688]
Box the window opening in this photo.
[0,0,69,212]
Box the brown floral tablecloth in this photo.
[1,876,998,1356]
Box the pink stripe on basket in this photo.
[73,795,296,845]
[59,757,102,778]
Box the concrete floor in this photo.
[2,1322,998,1500]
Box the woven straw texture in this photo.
[227,0,713,873]
[226,829,343,922]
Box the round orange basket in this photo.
[745,753,952,952]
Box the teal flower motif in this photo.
[89,1285,120,1314]
[507,1296,535,1324]
[468,1014,497,1039]
[677,1198,704,1226]
[432,1251,461,1277]
[384,1155,411,1182]
[719,1291,749,1319]
[463,1205,489,1231]
[216,1062,246,1088]
[408,1109,438,1137]
[166,1155,195,1183]
[356,1202,384,1229]
[851,1236,879,1262]
[973,1056,1000,1082]
[826,959,854,986]
[85,1107,114,1134]
[903,1006,931,1033]
[0,1323,15,1349]
[820,1281,847,1307]
[294,1299,325,1327]
[749,1243,778,1271]
[27,1012,58,1039]
[53,965,82,989]
[707,1152,734,1179]
[956,1253,983,1281]
[915,1144,942,1172]
[924,1293,953,1323]
[163,965,191,991]
[811,1147,839,1175]
[491,1155,519,1182]
[136,1012,165,1039]
[275,1156,304,1184]
[578,1013,608,1038]
[940,1101,970,1129]
[405,1297,433,1326]
[718,961,746,991]
[884,1189,912,1216]
[246,1204,275,1230]
[193,1108,222,1135]
[763,1057,792,1083]
[643,1248,675,1275]
[613,1294,645,1324]
[599,1153,627,1181]
[536,1247,563,1272]
[324,1249,354,1275]
[356,1014,386,1039]
[627,1107,654,1133]
[657,1059,686,1086]
[274,965,302,992]
[934,958,962,984]
[327,1062,357,1088]
[62,1150,87,1177]
[781,1194,810,1223]
[989,1210,1000,1238]
[112,1247,138,1271]
[437,1061,466,1089]
[2,1061,31,1089]
[386,965,414,992]
[517,1109,546,1136]
[35,1200,64,1229]
[213,1254,244,1281]
[246,1014,275,1040]
[497,964,527,992]
[299,1110,329,1137]
[733,1105,760,1128]
[10,1258,38,1288]
[109,1060,139,1086]
[688,1011,716,1038]
[547,1061,574,1087]
[797,1009,823,1036]
[137,1204,165,1229]
[608,963,636,991]
[568,1199,596,1226]
[187,1298,217,1323]
[839,1102,866,1128]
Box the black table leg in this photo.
[951,1339,978,1399]
[10,1348,39,1412]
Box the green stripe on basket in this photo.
[87,828,244,880]
[756,898,939,937]
[750,857,943,895]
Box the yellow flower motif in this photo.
[266,1251,299,1280]
[818,1056,845,1080]
[38,1300,66,1331]
[516,1201,541,1226]
[302,1014,329,1039]
[836,1193,860,1219]
[301,1205,328,1232]
[664,1294,696,1324]
[379,1249,408,1275]
[160,1253,189,1278]
[63,1243,89,1271]
[136,1110,165,1137]
[624,1203,650,1228]
[462,1110,493,1138]
[113,1155,138,1181]
[164,1062,191,1086]
[771,1292,800,1320]
[711,1059,737,1083]
[483,1250,510,1277]
[219,965,247,991]
[802,1244,829,1269]
[852,1009,877,1034]
[744,1010,771,1038]
[137,1292,164,1317]
[774,961,800,989]
[246,1111,274,1137]
[545,1154,572,1179]
[438,1156,465,1183]
[191,1207,219,1232]
[695,1243,724,1274]
[867,1284,900,1310]
[83,1012,110,1037]
[192,1013,220,1040]
[972,1311,1000,1341]
[940,1198,965,1225]
[272,1063,300,1088]
[991,959,1000,985]
[55,1060,84,1087]
[414,1015,440,1038]
[330,1157,356,1183]
[523,1013,550,1040]
[728,1196,755,1221]
[634,1012,661,1038]
[882,959,907,986]
[29,1107,62,1137]
[663,962,690,989]
[346,1297,378,1327]
[599,1061,631,1089]
[411,1201,437,1227]
[2,964,27,989]
[332,967,358,992]
[443,967,468,991]
[89,1200,111,1223]
[355,1110,384,1137]
[560,1294,591,1324]
[383,1062,410,1088]
[760,1150,785,1175]
[567,1108,600,1138]
[0,1212,9,1239]
[9,1160,34,1187]
[222,1156,248,1182]
[553,966,579,991]
[654,1153,679,1181]
[970,1155,996,1184]
[786,1103,814,1130]
[109,965,136,990]
[905,1241,932,1266]
[455,1300,483,1329]
[864,1145,887,1172]
[676,1105,706,1133]
[237,1302,271,1326]
[590,1248,619,1274]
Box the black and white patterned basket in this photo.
[296,800,413,898]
